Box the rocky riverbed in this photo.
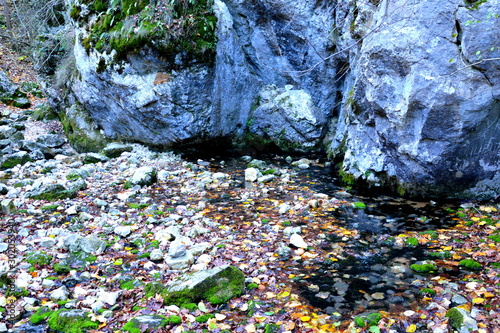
[0,105,499,332]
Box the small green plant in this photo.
[195,313,215,323]
[420,288,436,296]
[419,230,438,239]
[354,312,381,327]
[247,283,259,290]
[128,203,149,209]
[181,303,198,311]
[459,259,482,270]
[487,234,500,243]
[405,237,419,247]
[264,323,280,333]
[53,263,71,274]
[351,201,366,209]
[410,263,437,274]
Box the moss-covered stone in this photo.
[30,306,52,324]
[47,309,98,333]
[458,259,482,271]
[195,313,215,323]
[122,314,179,333]
[445,307,464,329]
[59,103,109,153]
[410,262,437,274]
[0,151,31,169]
[145,265,244,305]
[405,237,419,247]
[27,184,77,201]
[25,251,52,266]
[73,0,217,65]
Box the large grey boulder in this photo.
[0,71,17,98]
[329,0,500,199]
[64,0,337,152]
[160,264,245,305]
[130,166,157,187]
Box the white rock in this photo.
[42,279,56,289]
[40,237,57,247]
[245,168,260,182]
[289,233,308,249]
[279,203,291,214]
[168,239,187,258]
[212,172,227,180]
[165,252,194,270]
[50,286,69,302]
[283,226,301,236]
[15,272,32,288]
[98,289,120,306]
[196,254,212,264]
[65,205,78,215]
[149,249,163,261]
[73,286,88,298]
[114,226,132,237]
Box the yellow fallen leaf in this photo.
[483,292,495,298]
[406,324,417,332]
[300,316,311,322]
[442,246,453,251]
[473,297,485,304]
[471,217,480,221]
[278,291,290,298]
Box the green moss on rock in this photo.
[145,265,245,306]
[47,309,98,333]
[123,314,179,333]
[445,308,464,329]
[195,313,215,323]
[30,306,52,324]
[59,103,109,153]
[459,259,482,270]
[25,251,52,266]
[410,262,436,274]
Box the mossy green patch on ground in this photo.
[459,259,482,270]
[30,306,52,324]
[410,262,436,274]
[419,288,437,296]
[195,313,215,323]
[354,312,382,327]
[405,237,419,247]
[75,0,217,66]
[25,251,52,266]
[445,307,464,330]
[122,314,180,333]
[47,309,98,333]
[54,262,71,274]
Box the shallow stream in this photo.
[190,152,462,317]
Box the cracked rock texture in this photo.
[59,0,499,199]
[330,0,500,199]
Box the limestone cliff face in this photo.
[68,0,337,151]
[63,0,499,199]
[330,0,500,199]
